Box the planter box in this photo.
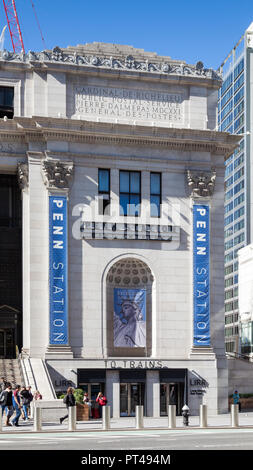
[228,397,253,409]
[76,403,90,421]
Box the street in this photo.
[1,427,253,450]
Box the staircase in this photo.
[20,357,57,399]
[0,358,24,387]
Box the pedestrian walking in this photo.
[34,390,42,400]
[0,377,7,393]
[20,386,30,421]
[60,387,76,424]
[26,386,33,418]
[96,392,107,418]
[233,390,241,412]
[11,385,22,427]
[0,380,7,417]
[0,383,13,426]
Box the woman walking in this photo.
[60,387,76,424]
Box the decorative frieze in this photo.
[0,46,222,81]
[17,162,29,190]
[186,170,216,198]
[41,159,74,190]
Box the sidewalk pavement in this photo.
[2,411,253,433]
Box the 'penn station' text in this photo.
[75,86,183,123]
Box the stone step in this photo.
[0,359,23,386]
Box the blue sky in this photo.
[0,0,253,70]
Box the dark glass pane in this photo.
[98,169,109,193]
[0,187,10,219]
[0,88,4,106]
[120,194,129,216]
[0,87,14,107]
[129,195,140,216]
[130,172,140,194]
[5,88,14,107]
[150,195,160,217]
[151,173,161,195]
[120,171,129,193]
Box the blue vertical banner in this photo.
[193,204,210,346]
[49,196,68,345]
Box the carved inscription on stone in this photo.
[74,86,184,124]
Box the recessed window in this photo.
[0,87,14,119]
[98,169,110,215]
[150,172,161,217]
[0,175,21,227]
[119,171,141,216]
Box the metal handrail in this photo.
[41,359,57,399]
[226,352,250,361]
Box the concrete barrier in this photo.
[168,405,176,428]
[102,406,111,430]
[32,400,66,422]
[231,404,239,428]
[68,406,76,431]
[200,404,208,428]
[33,407,42,432]
[135,405,144,429]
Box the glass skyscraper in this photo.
[218,23,253,353]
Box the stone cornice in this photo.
[0,116,241,158]
[0,46,222,87]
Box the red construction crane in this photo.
[2,0,25,53]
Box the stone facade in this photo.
[0,43,240,416]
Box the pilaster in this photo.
[186,169,216,359]
[42,157,74,359]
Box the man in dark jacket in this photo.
[60,387,76,424]
[0,383,13,426]
[20,386,31,421]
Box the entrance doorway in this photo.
[0,328,15,358]
[120,383,145,416]
[160,383,184,416]
[80,383,105,420]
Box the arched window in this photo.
[106,258,153,357]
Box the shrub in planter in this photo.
[73,389,89,421]
[73,388,84,404]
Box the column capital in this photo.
[186,169,216,198]
[41,158,74,190]
[17,162,29,190]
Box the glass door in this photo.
[120,383,144,416]
[120,384,129,416]
[160,383,168,416]
[160,383,181,416]
[130,384,142,416]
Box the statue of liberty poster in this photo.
[114,288,146,348]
